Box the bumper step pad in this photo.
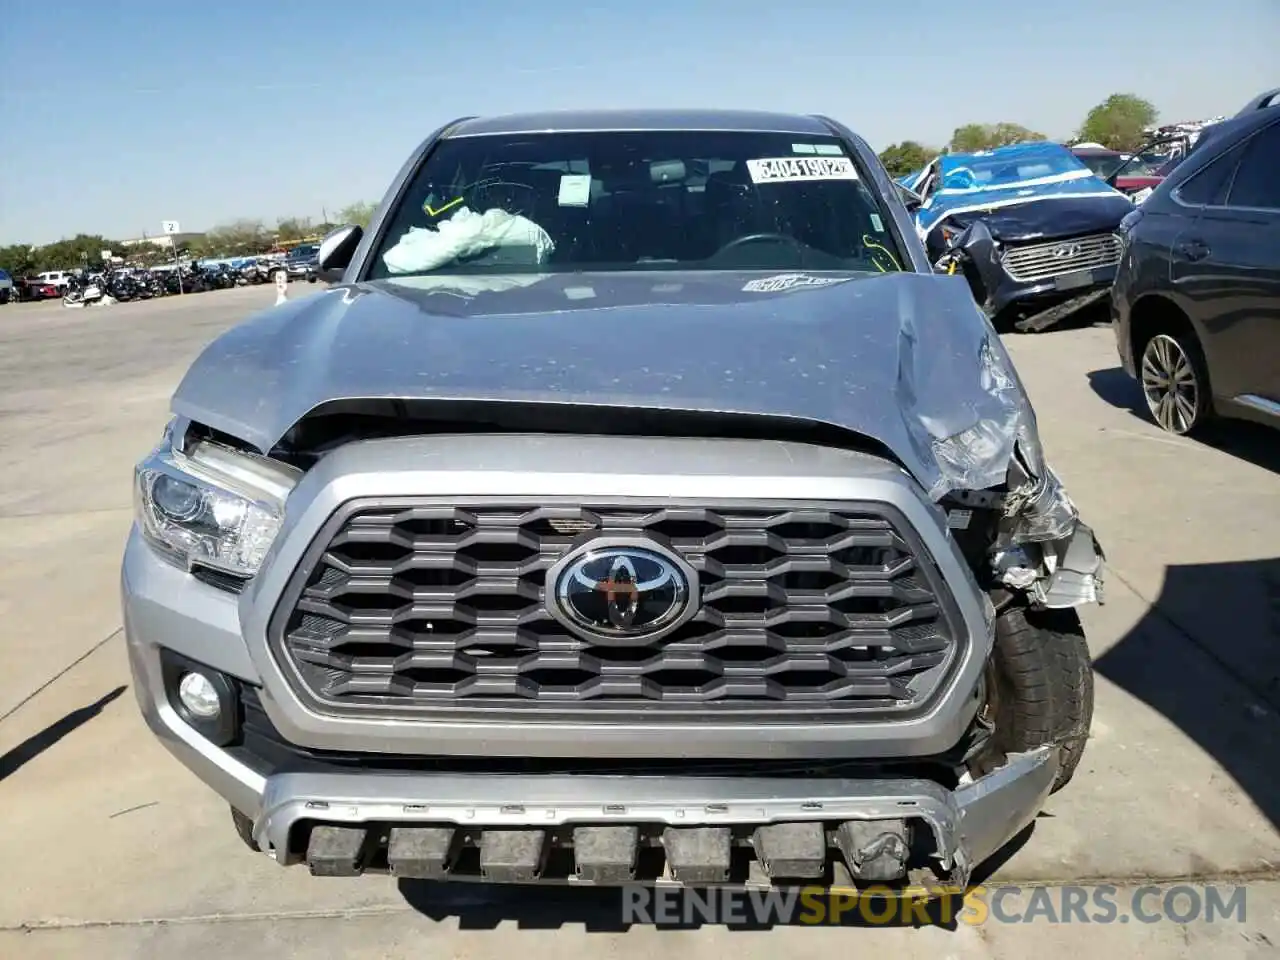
[306,825,368,877]
[297,817,937,886]
[661,827,731,884]
[835,819,910,882]
[388,826,456,880]
[480,829,548,882]
[752,822,827,879]
[574,825,639,883]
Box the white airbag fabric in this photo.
[382,206,554,274]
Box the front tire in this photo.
[972,604,1094,792]
[1139,330,1212,435]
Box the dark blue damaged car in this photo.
[902,142,1135,332]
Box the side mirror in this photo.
[317,224,363,282]
[895,182,924,213]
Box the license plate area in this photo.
[1054,269,1095,292]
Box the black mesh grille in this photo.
[268,499,963,722]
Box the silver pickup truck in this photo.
[122,108,1102,891]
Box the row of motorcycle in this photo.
[63,260,282,307]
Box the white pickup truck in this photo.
[35,270,74,292]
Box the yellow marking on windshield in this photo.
[424,197,464,218]
[862,234,902,272]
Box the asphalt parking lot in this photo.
[1,286,1278,958]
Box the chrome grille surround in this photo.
[1000,232,1122,283]
[267,497,966,725]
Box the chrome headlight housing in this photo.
[134,425,301,578]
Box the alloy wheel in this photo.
[1140,333,1201,435]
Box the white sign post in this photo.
[162,221,183,295]
[274,269,288,305]
[100,249,112,261]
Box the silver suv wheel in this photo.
[1140,332,1204,435]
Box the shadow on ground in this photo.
[1096,557,1280,832]
[1087,367,1280,474]
[0,685,127,782]
[398,878,968,932]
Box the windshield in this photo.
[938,143,1092,191]
[1075,152,1124,178]
[288,244,318,260]
[366,130,908,280]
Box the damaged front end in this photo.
[922,331,1105,611]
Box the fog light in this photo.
[159,650,240,746]
[178,671,222,720]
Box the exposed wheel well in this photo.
[1128,295,1198,362]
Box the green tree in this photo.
[132,245,174,267]
[878,141,935,177]
[275,217,315,243]
[1077,93,1158,151]
[337,201,377,229]
[948,122,1046,153]
[0,244,38,278]
[192,219,270,257]
[34,234,125,272]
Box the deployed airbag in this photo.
[382,207,555,274]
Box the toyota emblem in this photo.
[545,540,699,643]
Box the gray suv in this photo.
[122,109,1102,890]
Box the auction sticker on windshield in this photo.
[748,156,857,183]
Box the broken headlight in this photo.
[930,417,1016,494]
[927,335,1027,493]
[134,427,300,578]
[929,334,1078,543]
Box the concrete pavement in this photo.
[1,288,1277,957]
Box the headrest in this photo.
[649,159,686,183]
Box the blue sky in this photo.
[1,0,1275,244]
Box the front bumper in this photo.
[122,433,1058,884]
[987,263,1118,319]
[124,535,1055,887]
[126,608,1057,885]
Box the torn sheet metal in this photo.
[996,522,1105,608]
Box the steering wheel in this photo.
[713,232,805,257]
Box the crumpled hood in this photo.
[171,269,1039,499]
[932,193,1135,245]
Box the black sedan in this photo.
[1110,97,1280,436]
